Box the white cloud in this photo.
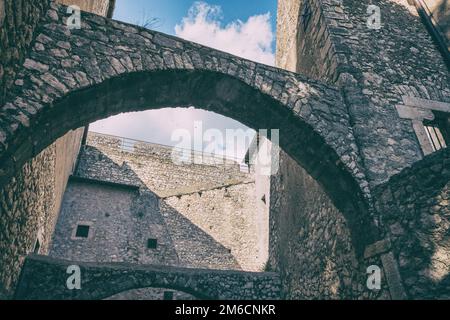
[175,2,275,65]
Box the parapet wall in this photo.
[81,132,252,197]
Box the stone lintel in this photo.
[402,96,450,113]
[395,104,435,121]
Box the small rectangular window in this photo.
[147,238,158,249]
[76,225,90,238]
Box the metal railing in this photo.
[88,131,247,165]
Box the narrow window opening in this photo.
[75,225,90,238]
[33,239,40,254]
[147,238,158,249]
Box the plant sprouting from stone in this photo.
[136,11,162,30]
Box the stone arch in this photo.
[94,277,213,301]
[83,275,215,300]
[2,68,376,252]
[104,287,200,300]
[0,2,376,253]
[15,255,280,300]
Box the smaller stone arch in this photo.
[104,287,200,300]
[14,255,281,300]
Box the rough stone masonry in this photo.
[0,0,449,300]
[50,132,268,274]
[0,0,114,298]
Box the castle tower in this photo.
[270,0,450,299]
[276,0,449,186]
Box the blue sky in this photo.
[90,1,278,160]
[113,0,277,38]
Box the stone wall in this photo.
[49,179,181,266]
[268,150,390,299]
[0,128,83,298]
[81,133,252,198]
[277,0,450,187]
[276,0,339,81]
[274,1,450,298]
[15,255,281,300]
[50,132,267,273]
[0,0,114,105]
[373,148,450,299]
[0,0,49,106]
[162,182,266,271]
[333,0,449,186]
[275,0,302,72]
[0,0,114,299]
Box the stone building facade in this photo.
[277,0,449,185]
[48,132,268,299]
[49,132,268,273]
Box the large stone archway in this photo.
[0,1,376,246]
[0,1,391,299]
